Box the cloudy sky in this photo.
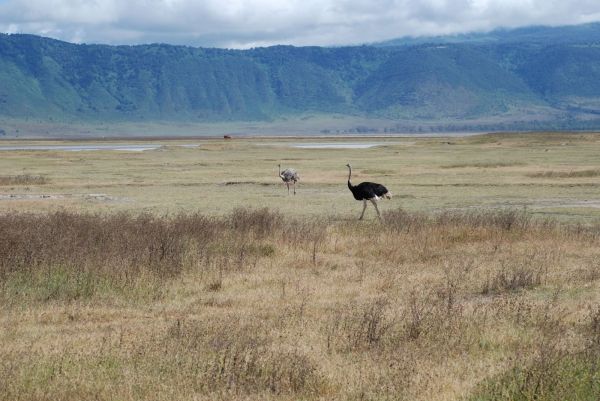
[0,0,599,48]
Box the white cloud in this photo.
[0,0,599,48]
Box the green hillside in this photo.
[354,45,541,119]
[2,28,600,133]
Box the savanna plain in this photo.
[1,132,600,400]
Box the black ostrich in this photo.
[346,163,392,220]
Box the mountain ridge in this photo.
[375,22,600,46]
[2,25,600,135]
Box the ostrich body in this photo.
[278,164,299,195]
[346,164,391,220]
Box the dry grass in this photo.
[0,174,49,185]
[0,209,290,304]
[2,132,600,399]
[527,169,600,178]
[2,207,600,400]
[442,161,525,169]
[1,133,600,221]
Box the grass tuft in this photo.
[0,174,49,185]
[527,169,600,178]
[442,161,525,169]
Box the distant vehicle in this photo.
[224,135,232,140]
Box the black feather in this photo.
[345,164,390,220]
[348,181,389,200]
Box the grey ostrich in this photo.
[278,164,299,195]
[346,163,391,220]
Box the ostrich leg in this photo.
[359,200,367,220]
[370,199,383,220]
[293,181,296,195]
[286,182,290,194]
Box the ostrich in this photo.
[346,163,391,220]
[278,164,299,195]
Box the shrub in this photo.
[0,174,49,185]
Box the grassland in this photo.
[0,132,600,219]
[1,132,600,400]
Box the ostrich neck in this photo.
[347,167,353,189]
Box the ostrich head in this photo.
[346,163,352,181]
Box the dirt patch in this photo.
[536,199,600,209]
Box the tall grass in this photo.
[469,306,600,401]
[0,209,290,303]
[0,207,580,303]
[2,207,600,400]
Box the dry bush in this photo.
[324,298,392,352]
[383,208,428,234]
[0,174,49,185]
[402,291,434,341]
[324,288,470,356]
[435,209,531,232]
[399,288,468,346]
[0,212,193,279]
[383,208,532,241]
[0,208,549,284]
[164,316,324,396]
[0,210,287,303]
[229,207,283,238]
[565,223,600,242]
[581,305,600,359]
[0,210,290,278]
[373,208,541,268]
[481,257,548,295]
[0,208,332,304]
